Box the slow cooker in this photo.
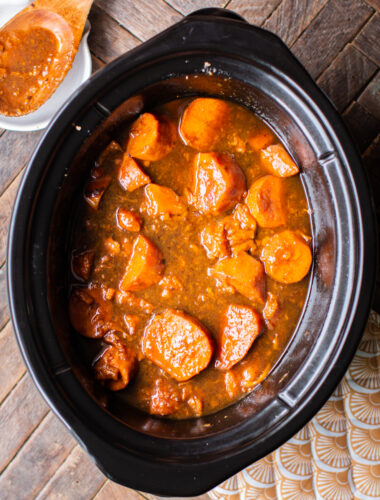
[7,8,377,496]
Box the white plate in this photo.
[0,0,92,131]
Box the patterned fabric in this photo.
[209,310,380,500]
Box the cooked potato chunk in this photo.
[260,230,312,283]
[118,154,150,192]
[216,304,263,370]
[246,175,286,228]
[260,144,299,177]
[188,152,246,215]
[211,252,266,304]
[180,97,230,150]
[127,113,176,161]
[142,309,214,381]
[142,184,186,219]
[119,235,165,291]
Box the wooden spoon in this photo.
[0,0,93,116]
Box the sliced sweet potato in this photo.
[142,309,214,382]
[260,230,312,284]
[215,304,263,370]
[72,250,94,280]
[260,144,299,177]
[149,378,181,416]
[200,220,230,260]
[188,152,246,215]
[248,130,274,151]
[211,253,266,304]
[180,97,230,150]
[119,235,164,291]
[69,287,112,338]
[127,113,176,161]
[142,184,186,219]
[117,208,142,232]
[94,331,138,390]
[84,176,111,210]
[246,175,286,228]
[118,153,151,192]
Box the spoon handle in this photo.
[34,0,94,46]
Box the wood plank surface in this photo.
[0,322,25,404]
[0,1,379,499]
[264,0,328,46]
[354,12,380,66]
[227,0,282,26]
[292,0,374,78]
[94,0,182,41]
[94,480,147,500]
[317,44,377,111]
[0,374,49,473]
[35,445,105,500]
[0,413,76,500]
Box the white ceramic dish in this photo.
[0,0,92,131]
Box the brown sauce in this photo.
[68,97,312,419]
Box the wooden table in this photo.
[0,1,379,499]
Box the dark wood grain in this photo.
[226,0,281,26]
[95,0,182,41]
[94,480,148,500]
[0,130,42,196]
[89,5,140,63]
[91,54,105,72]
[0,171,23,266]
[165,0,227,16]
[264,0,328,46]
[0,265,8,332]
[343,100,380,152]
[317,44,377,112]
[0,412,76,500]
[0,322,25,404]
[36,445,105,500]
[0,374,48,473]
[292,0,374,78]
[354,13,380,66]
[358,71,380,119]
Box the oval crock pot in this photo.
[7,8,377,496]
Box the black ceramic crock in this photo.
[7,8,377,496]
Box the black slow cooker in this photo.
[7,9,377,496]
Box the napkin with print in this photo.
[209,310,380,500]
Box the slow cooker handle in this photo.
[187,8,248,23]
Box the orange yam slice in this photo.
[260,230,312,284]
[216,304,263,370]
[127,113,176,161]
[260,144,299,177]
[142,309,214,382]
[180,97,230,150]
[246,175,286,228]
[119,235,164,291]
[211,252,266,304]
[118,154,150,192]
[188,152,246,215]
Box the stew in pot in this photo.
[68,97,312,419]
